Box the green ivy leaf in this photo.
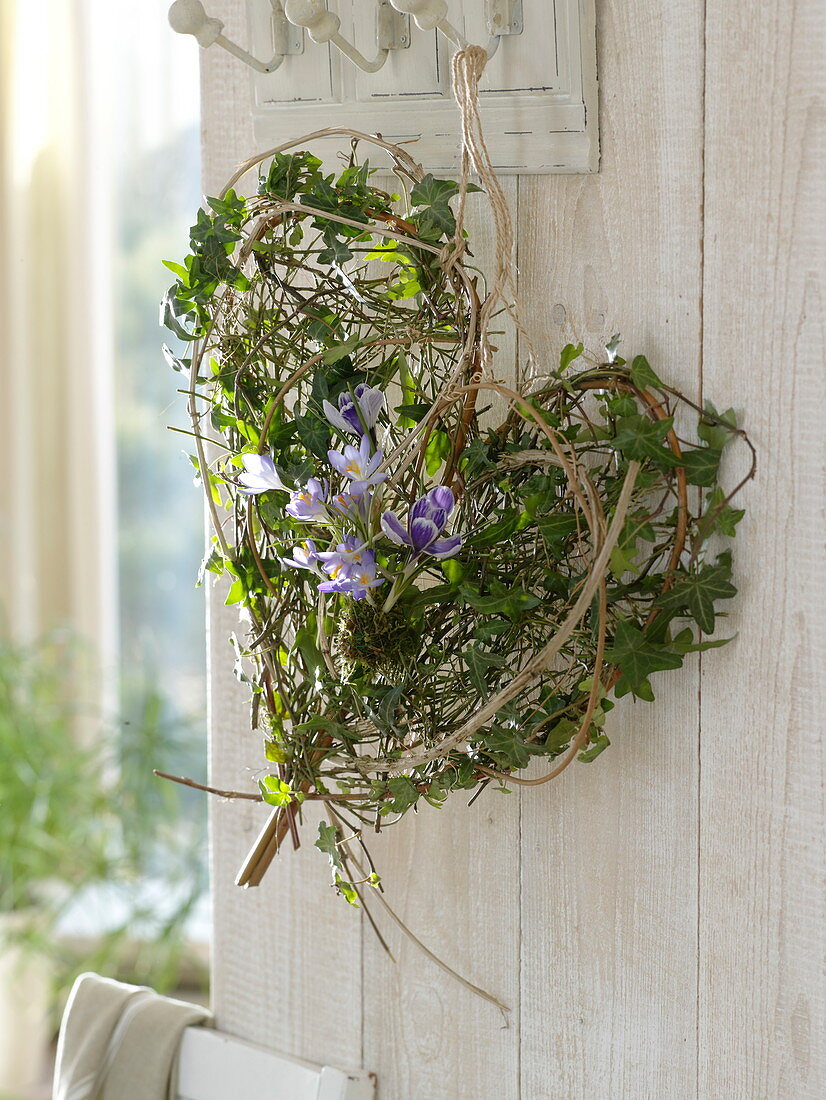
[482,726,531,769]
[610,414,677,470]
[629,354,664,391]
[544,717,578,753]
[468,512,521,548]
[537,513,579,546]
[670,627,733,655]
[294,415,331,459]
[559,343,584,371]
[294,626,325,677]
[315,820,344,872]
[474,617,511,643]
[606,618,684,698]
[607,393,637,418]
[698,403,738,451]
[609,544,638,576]
[186,451,223,506]
[655,558,737,634]
[410,178,459,237]
[260,151,322,201]
[462,644,507,695]
[406,582,458,610]
[605,333,621,363]
[196,546,224,587]
[680,447,722,487]
[161,343,190,375]
[393,402,431,423]
[410,174,460,208]
[161,287,197,341]
[322,334,362,364]
[206,188,246,223]
[317,226,354,267]
[460,437,495,477]
[376,683,407,732]
[409,174,481,240]
[460,582,541,621]
[424,429,451,476]
[440,559,464,584]
[703,487,745,537]
[385,776,420,813]
[258,775,294,807]
[264,740,287,764]
[334,874,360,907]
[162,259,189,281]
[224,577,248,606]
[578,734,610,762]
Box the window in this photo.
[53,0,209,968]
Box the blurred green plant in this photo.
[0,631,207,997]
[0,633,112,915]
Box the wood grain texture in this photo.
[699,0,826,1095]
[201,1,363,1069]
[516,0,705,1094]
[198,1,826,1095]
[360,180,521,1100]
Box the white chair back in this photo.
[176,1027,374,1100]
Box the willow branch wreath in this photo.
[160,122,753,933]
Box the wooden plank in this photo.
[200,0,363,1070]
[516,0,705,1094]
[699,0,826,1095]
[360,794,521,1100]
[361,179,521,1100]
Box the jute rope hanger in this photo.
[442,45,537,382]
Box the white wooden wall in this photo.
[200,3,825,1096]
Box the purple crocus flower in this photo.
[327,436,387,495]
[381,486,462,559]
[323,384,384,437]
[285,478,329,522]
[236,453,286,495]
[318,536,372,580]
[329,486,373,522]
[318,537,384,601]
[281,540,320,573]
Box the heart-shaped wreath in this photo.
[161,129,753,906]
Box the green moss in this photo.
[336,602,420,675]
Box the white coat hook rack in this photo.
[169,0,523,74]
[283,0,407,73]
[170,0,597,176]
[169,0,301,73]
